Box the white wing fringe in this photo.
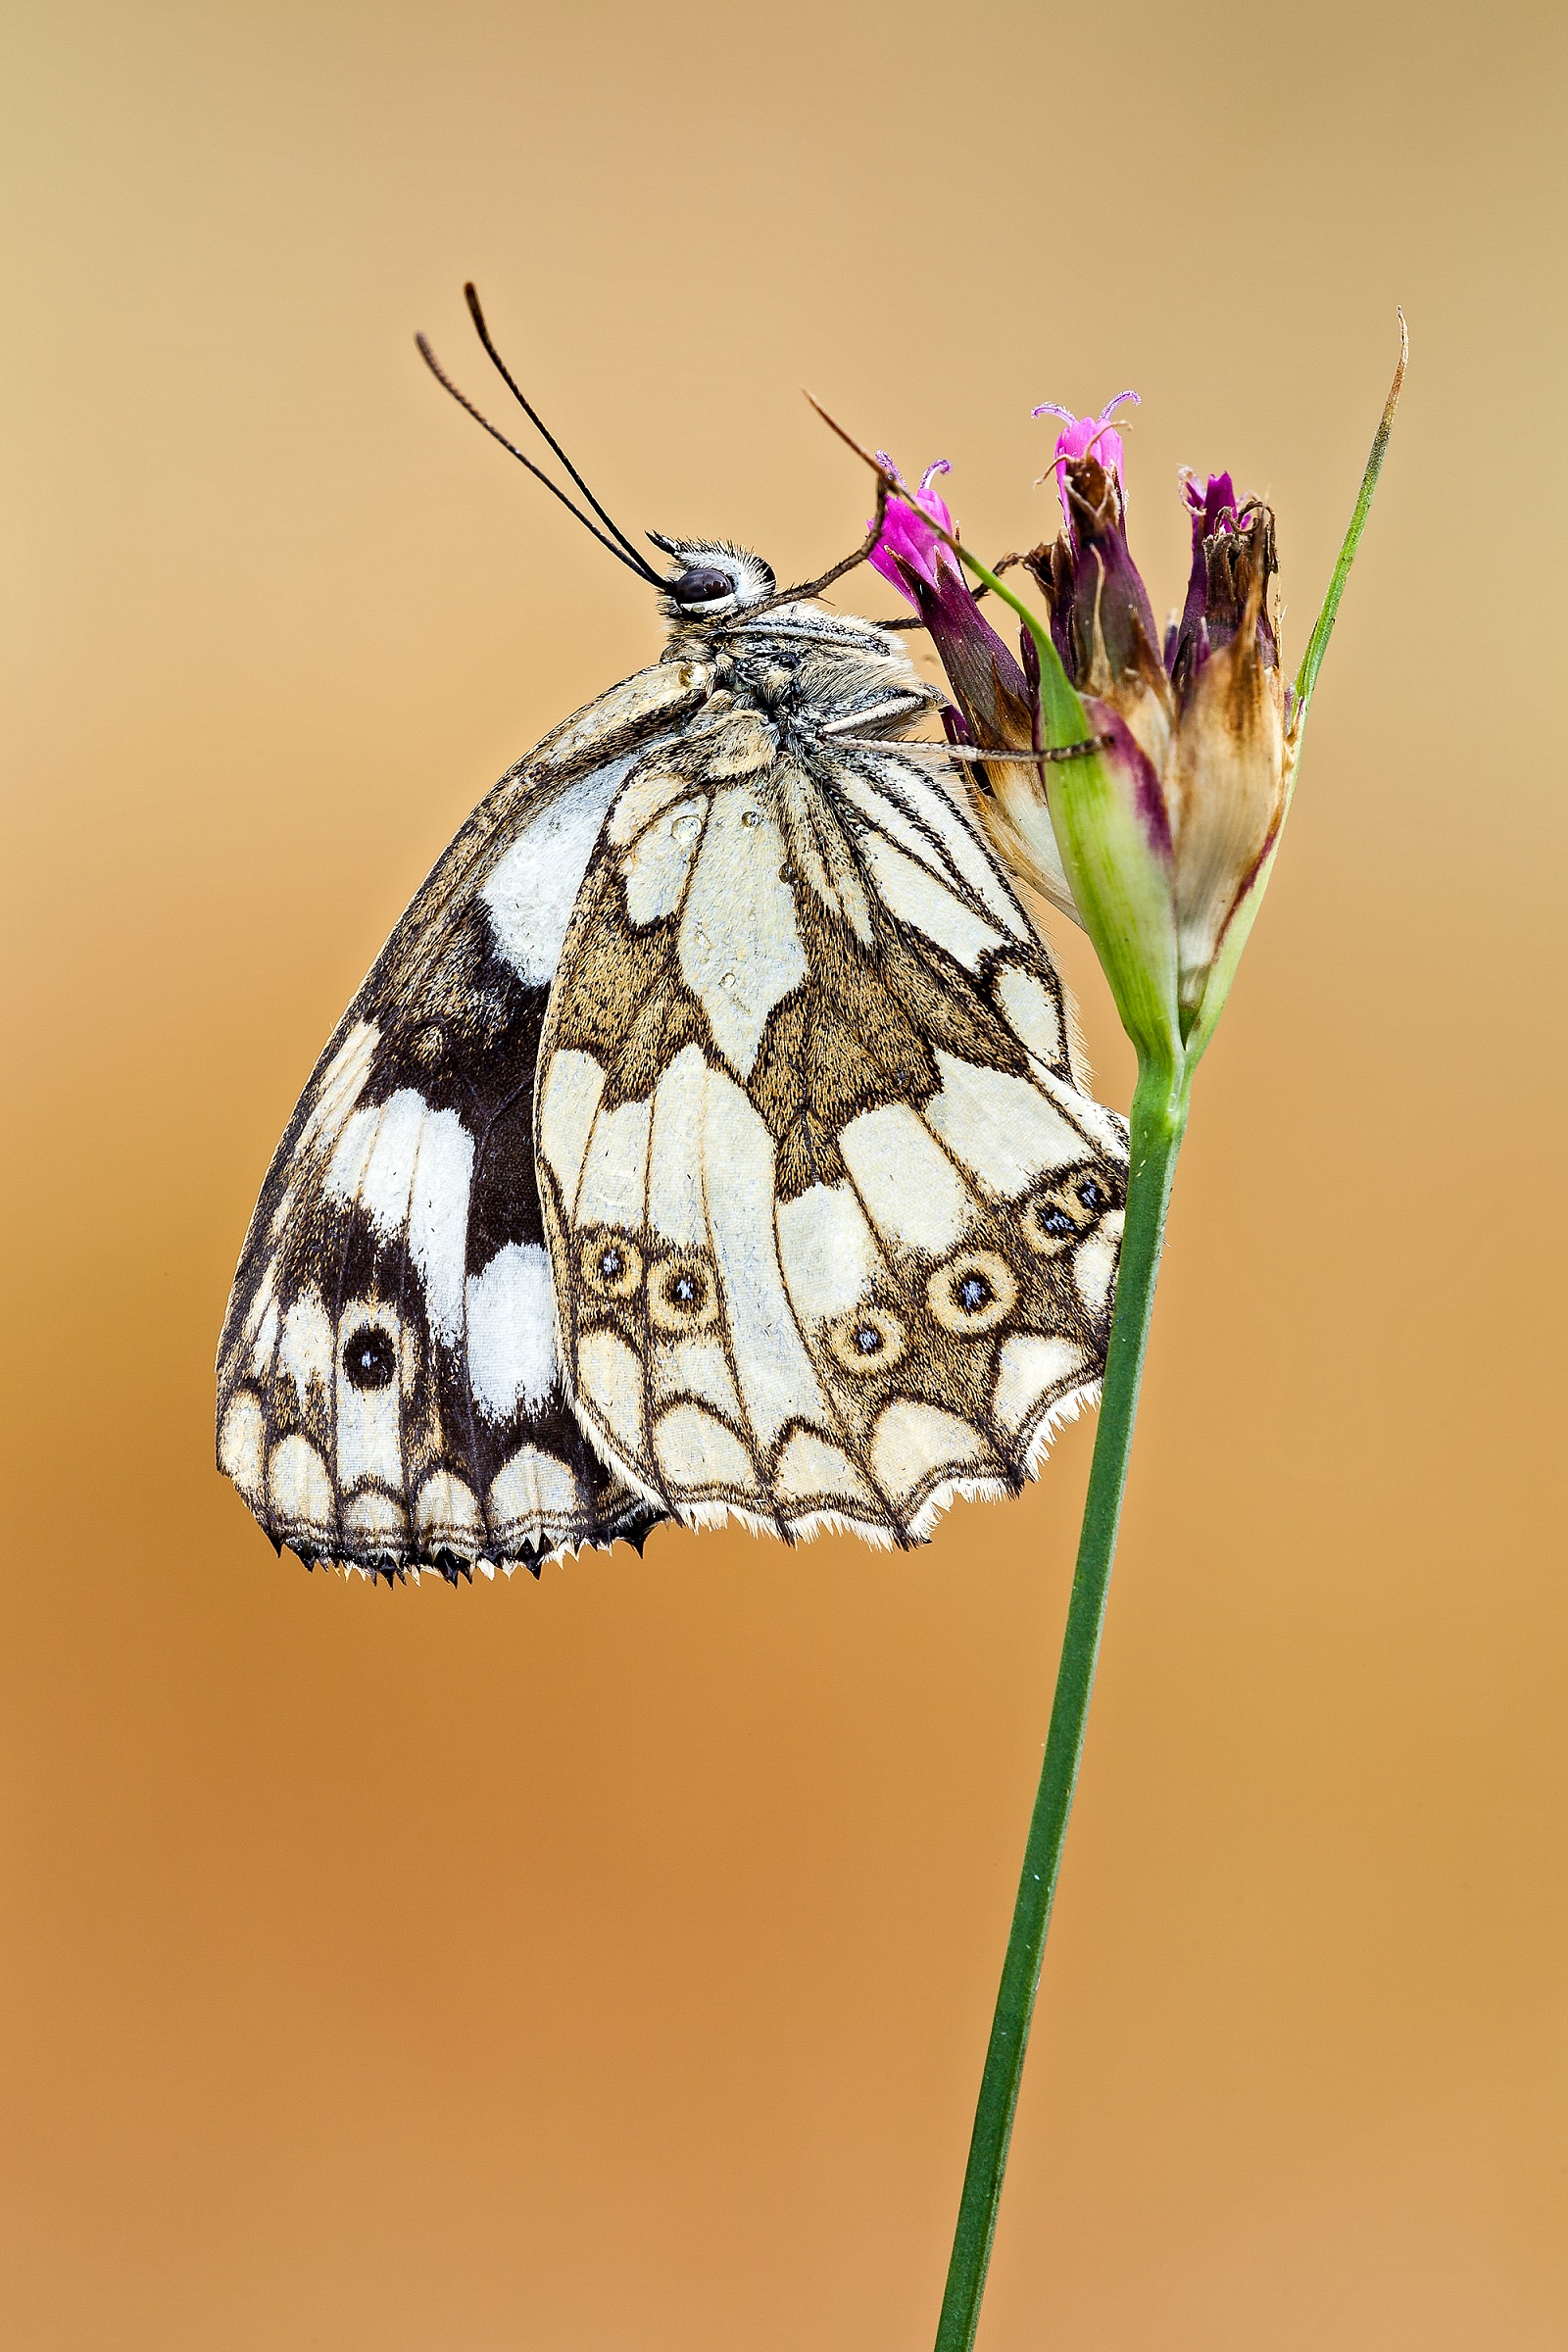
[561,1374,1102,1555]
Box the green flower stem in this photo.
[933,1054,1191,2352]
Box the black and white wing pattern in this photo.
[535,706,1131,1548]
[215,659,710,1579]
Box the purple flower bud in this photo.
[1017,402,1172,789]
[1163,519,1288,1022]
[869,455,1077,916]
[867,458,963,602]
[1168,472,1281,704]
[869,455,1038,763]
[933,409,1294,1048]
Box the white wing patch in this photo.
[480,749,646,985]
[323,1089,474,1344]
[416,1469,484,1552]
[702,1068,831,1448]
[577,1095,654,1229]
[841,758,1030,936]
[334,1301,404,1489]
[290,1018,380,1170]
[538,1049,607,1211]
[775,1179,880,1323]
[676,790,808,1079]
[218,1390,266,1506]
[838,1102,973,1256]
[647,1046,710,1247]
[466,1243,558,1421]
[858,831,1008,971]
[923,1055,1088,1196]
[623,794,708,924]
[488,1446,582,1531]
[277,1291,335,1401]
[995,964,1064,1069]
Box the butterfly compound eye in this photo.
[671,565,736,608]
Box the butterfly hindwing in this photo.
[536,710,1130,1547]
[216,659,712,1577]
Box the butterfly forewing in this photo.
[536,693,1130,1548]
[215,659,711,1578]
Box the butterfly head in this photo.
[644,531,935,734]
[647,533,778,625]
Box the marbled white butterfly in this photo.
[215,291,1129,1583]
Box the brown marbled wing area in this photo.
[536,722,1130,1548]
[215,660,712,1582]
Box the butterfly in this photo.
[215,288,1130,1584]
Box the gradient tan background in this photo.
[4,1,1565,2344]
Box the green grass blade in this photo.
[1293,315,1407,726]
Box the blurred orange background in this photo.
[4,1,1565,2345]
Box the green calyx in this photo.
[956,551,1185,1076]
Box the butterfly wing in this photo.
[536,721,1130,1547]
[216,659,711,1578]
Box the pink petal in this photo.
[1032,392,1141,530]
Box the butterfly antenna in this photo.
[739,396,907,614]
[415,329,664,586]
[744,475,891,619]
[461,283,659,578]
